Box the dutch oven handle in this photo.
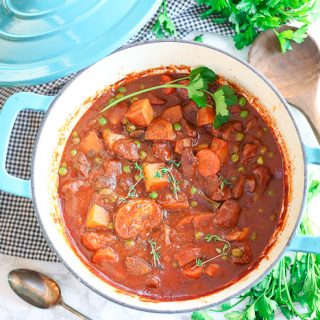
[0,92,54,198]
[288,145,320,254]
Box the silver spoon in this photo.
[8,269,93,320]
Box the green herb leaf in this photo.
[194,34,204,42]
[152,0,176,39]
[148,239,161,267]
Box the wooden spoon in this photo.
[248,26,320,143]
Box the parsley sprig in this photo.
[153,0,176,39]
[192,179,320,320]
[100,66,236,129]
[148,239,161,267]
[119,162,143,203]
[194,0,320,53]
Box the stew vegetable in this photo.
[58,67,285,300]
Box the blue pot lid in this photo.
[0,0,161,86]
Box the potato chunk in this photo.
[145,117,176,141]
[92,247,119,264]
[197,106,215,126]
[125,98,154,127]
[162,105,183,124]
[143,163,168,192]
[102,129,124,150]
[86,204,110,228]
[80,131,104,154]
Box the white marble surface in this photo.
[1,24,320,320]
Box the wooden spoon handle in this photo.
[300,102,320,144]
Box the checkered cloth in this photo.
[0,0,234,262]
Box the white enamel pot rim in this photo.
[31,40,307,313]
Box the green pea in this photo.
[260,146,267,154]
[238,166,245,173]
[134,141,141,148]
[257,156,264,165]
[190,200,198,207]
[58,166,68,176]
[72,131,78,138]
[238,97,247,107]
[107,222,114,230]
[149,191,158,199]
[118,87,126,93]
[94,157,102,164]
[108,98,116,104]
[270,214,277,221]
[126,123,136,133]
[195,231,204,240]
[250,232,258,241]
[116,93,124,99]
[70,149,77,157]
[173,123,182,131]
[231,248,243,258]
[231,153,239,162]
[139,150,147,159]
[240,110,249,118]
[123,165,131,173]
[190,186,197,195]
[135,174,140,181]
[72,137,80,144]
[235,132,244,142]
[98,117,107,126]
[124,239,135,248]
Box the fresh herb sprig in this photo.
[155,166,180,200]
[193,234,231,269]
[194,0,320,53]
[100,66,237,129]
[192,179,320,320]
[148,239,161,267]
[198,190,220,209]
[153,0,177,39]
[119,162,144,203]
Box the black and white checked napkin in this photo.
[0,0,234,262]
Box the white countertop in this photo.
[1,25,320,320]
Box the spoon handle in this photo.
[59,301,93,320]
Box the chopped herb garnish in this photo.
[192,234,231,269]
[219,176,232,190]
[148,239,161,267]
[155,166,180,200]
[119,162,143,203]
[195,258,203,267]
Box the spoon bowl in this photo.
[8,269,91,319]
[249,26,320,143]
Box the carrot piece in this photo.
[102,129,124,150]
[196,149,221,177]
[80,131,104,154]
[91,247,119,264]
[182,265,203,280]
[204,263,220,277]
[174,138,192,154]
[162,105,183,124]
[143,163,168,192]
[197,106,215,126]
[210,137,229,164]
[160,193,189,210]
[145,117,176,141]
[176,215,194,227]
[225,227,250,241]
[86,204,110,228]
[125,98,154,127]
[160,75,175,95]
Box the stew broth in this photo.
[58,72,285,300]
